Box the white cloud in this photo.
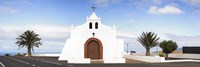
[184,0,200,6]
[117,35,145,52]
[0,24,71,42]
[152,0,163,5]
[117,30,137,38]
[195,9,200,14]
[148,5,183,14]
[0,5,18,14]
[0,24,71,53]
[127,0,163,9]
[111,0,122,4]
[27,25,71,40]
[92,0,122,6]
[20,0,33,6]
[166,34,200,47]
[94,0,109,4]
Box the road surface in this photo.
[0,56,200,67]
[0,56,67,67]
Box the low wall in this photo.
[169,54,200,59]
[124,55,165,63]
[164,59,200,62]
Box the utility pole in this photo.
[156,46,159,56]
[127,44,129,53]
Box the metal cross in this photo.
[91,5,96,12]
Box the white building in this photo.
[58,9,125,63]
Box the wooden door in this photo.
[87,40,100,59]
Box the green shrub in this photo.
[15,53,27,56]
[4,54,10,56]
[159,53,165,57]
[15,53,22,56]
[22,53,27,56]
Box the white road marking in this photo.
[40,60,61,65]
[4,56,30,65]
[0,62,5,67]
[23,57,62,65]
[13,56,63,66]
[32,64,36,66]
[67,65,73,67]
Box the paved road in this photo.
[71,62,200,67]
[0,56,67,67]
[0,56,200,67]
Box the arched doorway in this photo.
[84,38,103,59]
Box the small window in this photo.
[95,22,98,29]
[89,22,92,29]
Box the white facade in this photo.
[58,12,125,63]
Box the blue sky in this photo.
[0,0,200,54]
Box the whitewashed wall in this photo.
[58,12,125,63]
[169,54,200,59]
[124,54,165,62]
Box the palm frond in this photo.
[15,30,42,56]
[137,32,160,49]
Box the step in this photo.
[91,59,104,64]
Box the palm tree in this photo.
[159,40,178,58]
[137,32,160,56]
[16,30,42,56]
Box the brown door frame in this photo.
[84,37,103,59]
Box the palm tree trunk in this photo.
[166,54,169,59]
[146,48,150,56]
[27,46,31,56]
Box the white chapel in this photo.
[58,6,125,63]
